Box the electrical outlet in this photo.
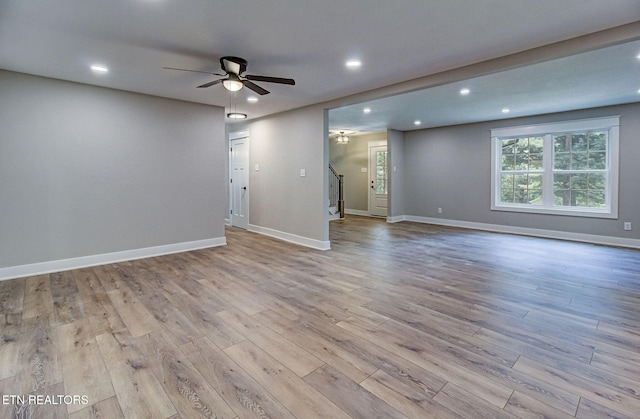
[437,207,443,214]
[624,222,632,231]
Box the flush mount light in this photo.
[414,120,421,126]
[247,96,258,103]
[345,60,362,69]
[363,107,371,114]
[502,108,510,114]
[460,88,470,95]
[335,131,349,145]
[227,112,247,119]
[90,64,109,73]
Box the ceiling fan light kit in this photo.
[165,56,295,96]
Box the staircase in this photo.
[329,164,345,220]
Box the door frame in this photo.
[368,140,388,217]
[229,130,249,229]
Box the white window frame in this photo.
[491,116,619,219]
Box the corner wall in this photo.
[245,105,329,249]
[0,70,227,279]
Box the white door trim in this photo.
[229,130,249,229]
[368,141,388,217]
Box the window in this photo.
[491,116,619,218]
[375,150,388,194]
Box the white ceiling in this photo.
[1,0,639,131]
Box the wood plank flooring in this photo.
[2,216,640,418]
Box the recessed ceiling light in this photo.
[363,107,371,114]
[346,60,362,69]
[227,112,247,119]
[90,64,109,73]
[414,120,421,126]
[502,108,510,114]
[460,88,470,95]
[247,97,258,103]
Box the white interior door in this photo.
[369,143,388,217]
[230,135,249,229]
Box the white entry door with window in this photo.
[229,132,249,229]
[369,143,388,217]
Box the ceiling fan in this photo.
[164,56,295,95]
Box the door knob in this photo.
[242,187,247,190]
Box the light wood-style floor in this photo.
[1,216,640,418]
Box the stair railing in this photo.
[329,164,345,219]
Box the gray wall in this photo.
[403,102,640,239]
[0,70,226,268]
[246,105,328,243]
[387,129,405,218]
[329,132,386,212]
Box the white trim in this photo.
[228,129,249,141]
[490,116,620,138]
[248,224,330,250]
[345,209,370,216]
[224,218,232,226]
[0,237,227,282]
[386,215,407,223]
[403,215,640,249]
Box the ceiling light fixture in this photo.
[460,88,470,95]
[227,112,247,119]
[363,107,371,114]
[247,96,258,103]
[222,74,244,92]
[414,120,421,126]
[90,64,109,73]
[502,108,510,114]
[346,60,362,69]
[336,131,349,144]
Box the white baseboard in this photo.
[386,215,406,223]
[224,218,232,226]
[403,215,640,249]
[0,237,227,282]
[248,224,330,250]
[345,209,370,216]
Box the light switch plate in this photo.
[300,168,306,177]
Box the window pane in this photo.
[516,154,529,170]
[515,138,528,154]
[554,135,570,152]
[528,189,542,205]
[501,139,515,154]
[572,152,588,169]
[529,153,543,170]
[554,174,570,189]
[529,137,543,153]
[571,134,588,152]
[588,132,606,151]
[589,151,606,170]
[554,152,570,170]
[501,188,514,203]
[501,174,514,189]
[587,173,606,189]
[588,190,606,208]
[554,190,571,206]
[501,155,515,170]
[570,173,587,189]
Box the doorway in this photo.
[229,131,249,229]
[368,142,388,217]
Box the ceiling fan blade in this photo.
[163,67,224,76]
[243,80,270,95]
[197,79,223,88]
[245,74,295,85]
